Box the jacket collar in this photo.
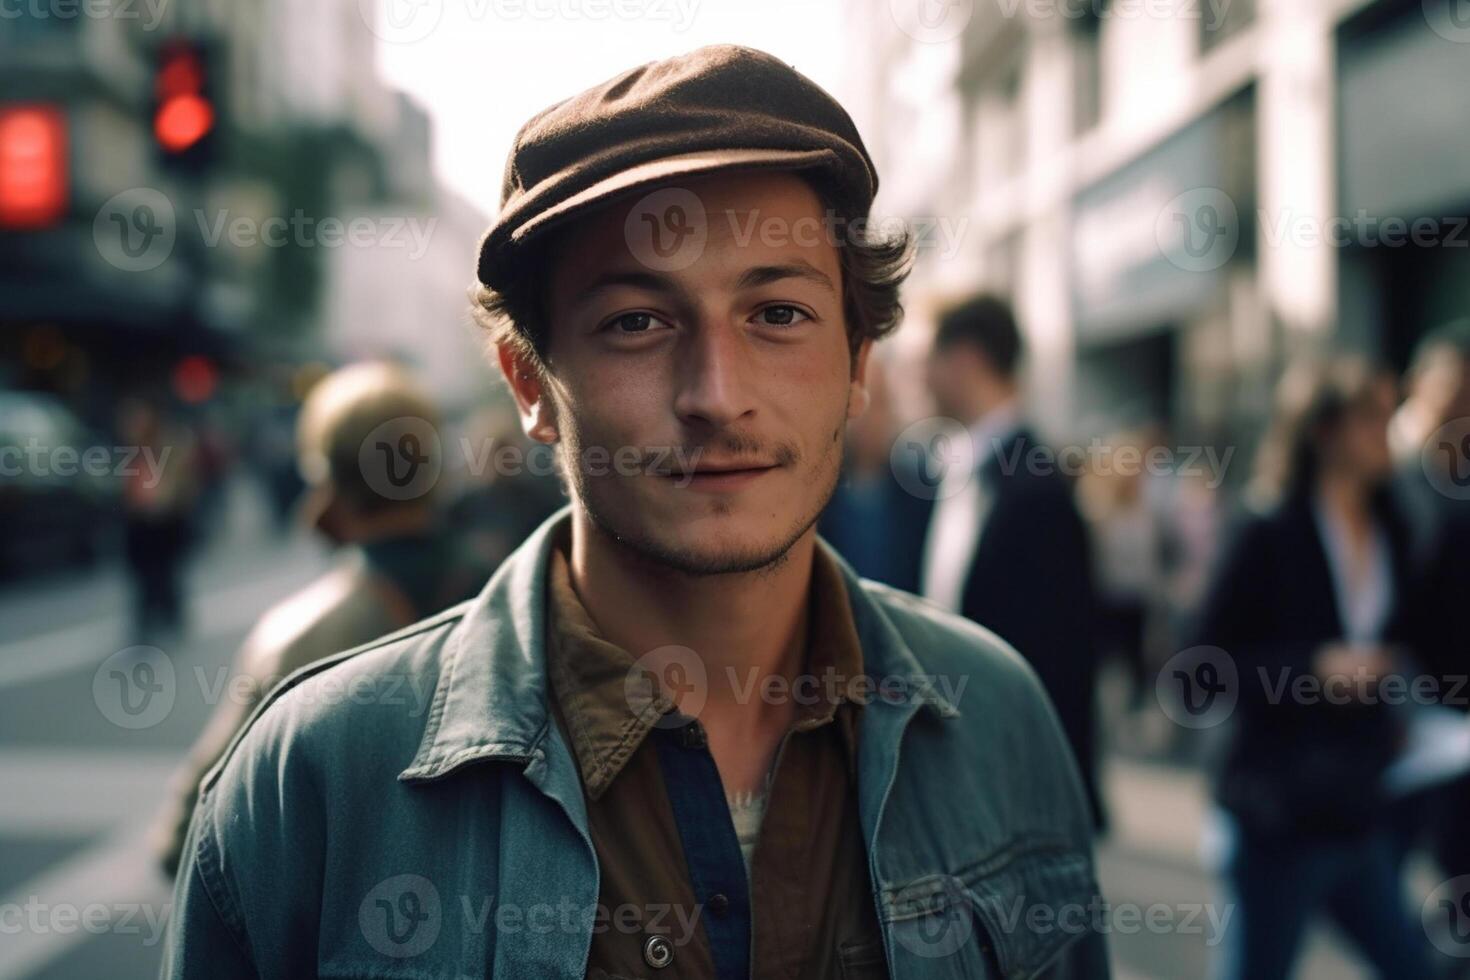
[398,504,958,785]
[545,524,873,799]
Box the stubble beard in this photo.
[564,415,848,579]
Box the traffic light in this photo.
[0,104,67,229]
[153,38,217,172]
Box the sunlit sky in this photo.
[375,0,847,218]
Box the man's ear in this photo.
[495,343,559,443]
[298,483,350,545]
[847,338,873,420]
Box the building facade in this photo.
[844,0,1470,472]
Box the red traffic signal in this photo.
[153,41,216,160]
[0,104,67,229]
[155,92,214,154]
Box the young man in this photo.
[163,46,1106,979]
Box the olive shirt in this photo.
[542,532,889,980]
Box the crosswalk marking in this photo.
[0,823,169,980]
[0,749,179,836]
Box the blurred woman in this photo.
[1195,357,1432,980]
[1078,427,1165,709]
[119,396,202,644]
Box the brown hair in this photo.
[1250,355,1393,504]
[933,293,1023,379]
[468,174,913,374]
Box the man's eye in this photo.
[754,305,810,327]
[606,312,663,334]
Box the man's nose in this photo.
[672,320,756,429]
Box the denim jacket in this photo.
[161,506,1108,979]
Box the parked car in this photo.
[0,390,121,579]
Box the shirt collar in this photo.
[543,527,870,799]
[968,401,1023,467]
[541,530,665,800]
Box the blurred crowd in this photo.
[820,299,1470,979]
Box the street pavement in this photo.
[1098,760,1374,980]
[0,483,1443,977]
[0,479,330,980]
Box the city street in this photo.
[0,480,1382,980]
[1099,760,1372,979]
[5,1,1468,977]
[0,479,331,979]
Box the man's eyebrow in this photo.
[574,270,680,307]
[735,262,836,294]
[570,261,837,309]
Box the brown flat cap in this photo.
[474,44,878,291]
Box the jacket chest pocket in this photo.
[317,872,493,980]
[882,844,1101,979]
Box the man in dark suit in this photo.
[917,295,1104,829]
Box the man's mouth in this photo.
[663,460,779,491]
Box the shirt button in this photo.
[678,720,707,750]
[643,934,674,969]
[707,893,730,917]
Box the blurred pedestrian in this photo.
[819,359,931,591]
[1194,356,1433,980]
[918,294,1105,830]
[1078,426,1167,709]
[248,367,317,534]
[149,361,491,878]
[118,396,202,645]
[445,401,565,573]
[1391,317,1470,554]
[189,404,236,540]
[1391,320,1470,890]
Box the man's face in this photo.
[521,170,869,574]
[1322,374,1396,482]
[1336,375,1397,481]
[926,342,986,423]
[1424,351,1470,426]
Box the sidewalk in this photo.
[0,476,328,690]
[1104,755,1213,872]
[0,474,321,622]
[0,475,331,980]
[1099,754,1418,980]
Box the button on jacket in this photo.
[161,505,1108,979]
[541,526,885,979]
